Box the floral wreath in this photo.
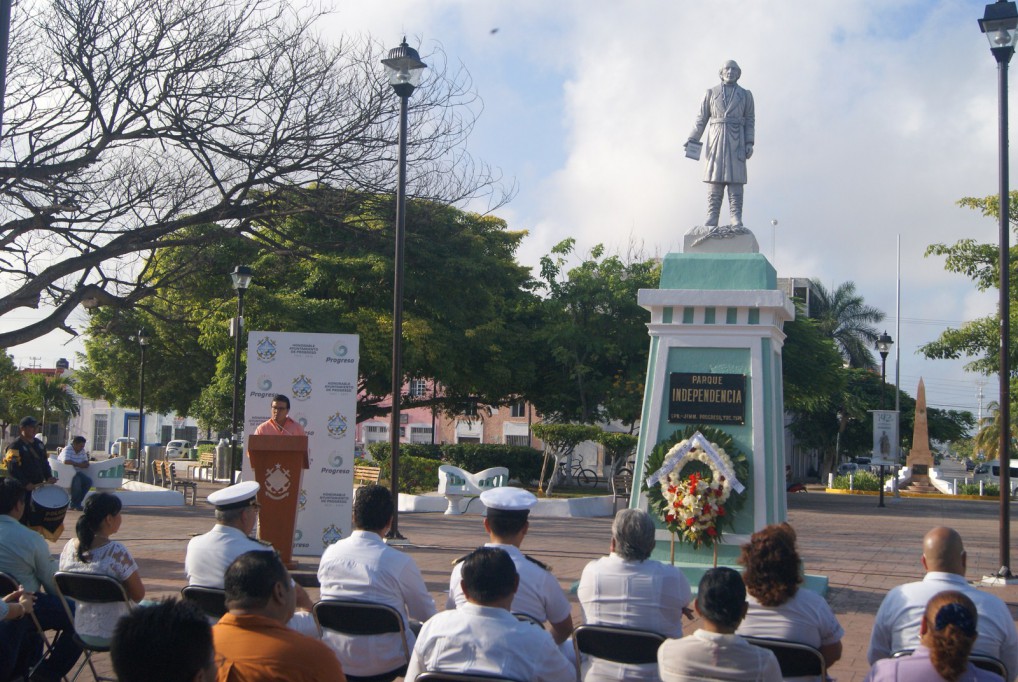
[643,425,749,549]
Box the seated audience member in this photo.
[111,598,217,682]
[578,508,692,682]
[868,526,1018,679]
[0,585,40,681]
[736,523,843,678]
[58,435,92,511]
[406,547,576,682]
[185,481,316,635]
[447,487,574,646]
[214,551,346,682]
[318,484,435,680]
[59,492,145,639]
[0,477,81,682]
[865,591,1004,682]
[658,567,782,682]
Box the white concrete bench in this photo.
[49,456,126,491]
[437,464,509,515]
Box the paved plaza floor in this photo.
[52,483,1018,681]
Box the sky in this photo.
[6,0,1010,422]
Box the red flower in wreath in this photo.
[707,527,717,537]
[685,518,695,527]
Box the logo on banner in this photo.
[255,337,277,363]
[292,374,312,401]
[263,463,291,500]
[258,376,272,391]
[333,342,348,357]
[322,524,343,547]
[330,453,343,467]
[294,529,303,542]
[299,488,307,511]
[327,412,348,439]
[327,340,355,365]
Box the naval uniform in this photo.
[185,524,273,589]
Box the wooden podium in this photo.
[247,434,309,568]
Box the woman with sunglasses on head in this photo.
[59,492,145,639]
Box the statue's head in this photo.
[719,60,741,84]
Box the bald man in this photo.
[867,527,1018,679]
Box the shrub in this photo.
[830,471,882,491]
[368,452,441,495]
[366,442,443,461]
[958,483,1001,497]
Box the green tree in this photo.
[0,353,25,434]
[20,374,79,443]
[807,280,885,369]
[530,240,660,425]
[973,401,1018,461]
[781,316,847,414]
[77,190,538,423]
[532,423,601,495]
[593,431,639,476]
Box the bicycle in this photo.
[557,455,599,488]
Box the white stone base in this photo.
[683,225,760,254]
[83,481,185,507]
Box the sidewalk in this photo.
[57,483,1018,681]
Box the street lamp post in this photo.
[230,265,253,484]
[875,331,894,508]
[381,39,427,542]
[980,0,1018,578]
[137,328,150,482]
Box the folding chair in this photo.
[573,623,666,667]
[893,649,1007,680]
[313,599,410,682]
[0,570,57,681]
[54,571,134,682]
[744,636,826,679]
[180,585,228,620]
[416,672,525,682]
[166,462,198,505]
[611,472,633,515]
[512,612,545,628]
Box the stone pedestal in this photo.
[633,253,794,567]
[906,378,935,487]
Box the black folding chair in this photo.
[180,585,228,620]
[1,570,58,681]
[54,571,134,682]
[416,672,525,682]
[313,599,410,682]
[893,648,1007,680]
[744,636,826,679]
[511,611,545,629]
[573,623,666,668]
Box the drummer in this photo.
[3,416,56,522]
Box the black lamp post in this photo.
[137,328,150,480]
[230,265,253,484]
[381,39,426,543]
[980,0,1018,579]
[875,331,894,508]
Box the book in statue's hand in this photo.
[684,140,702,160]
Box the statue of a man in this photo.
[685,60,755,228]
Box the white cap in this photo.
[206,481,260,509]
[480,487,537,515]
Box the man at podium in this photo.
[254,395,306,437]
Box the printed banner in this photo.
[870,410,899,465]
[243,332,359,557]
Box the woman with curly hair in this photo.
[735,523,843,680]
[865,591,1003,681]
[59,492,145,640]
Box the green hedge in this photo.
[831,471,882,491]
[366,447,442,494]
[197,444,217,455]
[958,483,1001,497]
[367,442,544,487]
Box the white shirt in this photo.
[578,553,691,682]
[318,529,437,677]
[184,524,271,588]
[447,543,572,626]
[59,539,138,639]
[867,571,1018,680]
[658,630,782,682]
[406,602,576,682]
[57,445,89,466]
[736,589,843,682]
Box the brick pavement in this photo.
[41,482,1018,681]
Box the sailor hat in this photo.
[206,481,260,510]
[480,487,537,518]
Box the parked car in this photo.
[109,437,134,455]
[837,462,860,476]
[165,439,192,459]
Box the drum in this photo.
[26,484,69,542]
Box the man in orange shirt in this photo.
[214,550,345,682]
[253,395,306,436]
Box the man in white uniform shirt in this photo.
[318,484,436,681]
[408,547,575,682]
[185,482,316,631]
[447,487,574,646]
[578,509,692,682]
[867,526,1018,680]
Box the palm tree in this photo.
[20,374,80,445]
[807,280,885,369]
[974,401,1018,461]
